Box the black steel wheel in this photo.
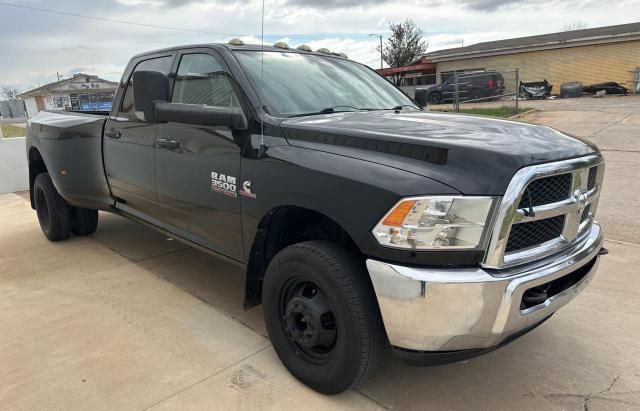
[263,241,385,394]
[280,279,337,364]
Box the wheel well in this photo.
[28,148,48,209]
[244,206,363,309]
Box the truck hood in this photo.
[279,111,598,195]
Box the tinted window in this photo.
[234,51,418,117]
[172,54,233,107]
[120,56,173,114]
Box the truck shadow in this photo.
[92,212,266,335]
[91,211,600,410]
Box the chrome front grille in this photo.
[484,154,604,269]
[518,173,572,208]
[505,215,565,253]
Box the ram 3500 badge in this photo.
[211,172,237,197]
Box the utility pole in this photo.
[56,72,63,110]
[369,34,383,69]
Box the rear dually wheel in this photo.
[33,173,73,241]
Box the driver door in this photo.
[154,50,245,261]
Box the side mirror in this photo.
[154,103,247,130]
[133,70,170,122]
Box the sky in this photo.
[1,0,639,93]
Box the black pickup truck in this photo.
[26,40,605,395]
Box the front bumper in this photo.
[366,223,603,354]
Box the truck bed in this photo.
[26,111,113,210]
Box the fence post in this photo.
[514,68,520,115]
[454,72,460,113]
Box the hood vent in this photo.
[285,129,448,165]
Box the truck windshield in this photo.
[234,50,420,118]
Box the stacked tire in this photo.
[560,82,583,98]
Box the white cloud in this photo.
[1,0,639,92]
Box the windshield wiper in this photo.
[385,104,422,112]
[288,105,369,118]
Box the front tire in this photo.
[263,241,385,394]
[33,173,72,241]
[428,92,442,104]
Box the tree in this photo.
[380,19,428,86]
[563,21,588,31]
[1,87,21,100]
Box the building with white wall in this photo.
[18,74,118,117]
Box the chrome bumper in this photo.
[366,223,603,352]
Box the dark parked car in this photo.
[26,41,604,395]
[424,71,506,104]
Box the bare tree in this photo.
[1,87,21,100]
[380,19,428,86]
[563,21,588,31]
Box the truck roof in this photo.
[131,42,349,60]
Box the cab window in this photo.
[120,56,173,114]
[172,53,234,108]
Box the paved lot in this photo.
[1,96,639,410]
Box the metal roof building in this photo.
[379,22,640,95]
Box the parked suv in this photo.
[424,71,505,104]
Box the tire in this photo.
[263,241,385,394]
[428,92,442,104]
[560,81,583,98]
[72,207,98,236]
[33,173,72,241]
[414,89,428,107]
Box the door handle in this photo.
[157,138,180,150]
[105,130,121,139]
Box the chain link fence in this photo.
[409,68,522,115]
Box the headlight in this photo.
[372,196,494,250]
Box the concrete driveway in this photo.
[1,96,639,410]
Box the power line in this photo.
[0,1,246,36]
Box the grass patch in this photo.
[430,106,531,118]
[0,124,26,138]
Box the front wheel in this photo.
[263,241,386,394]
[428,92,442,104]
